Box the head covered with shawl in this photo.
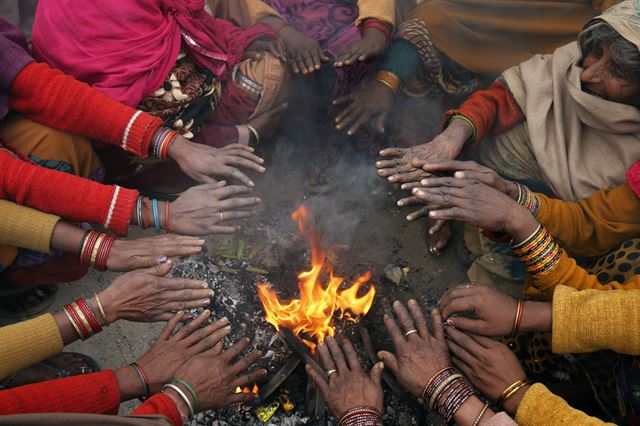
[500,0,640,201]
[31,0,274,106]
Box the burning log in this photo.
[278,328,327,381]
[258,356,300,402]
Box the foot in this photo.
[0,353,98,389]
[427,219,451,256]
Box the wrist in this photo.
[520,301,552,333]
[502,384,530,415]
[505,204,539,242]
[166,135,186,162]
[162,387,191,421]
[506,181,520,200]
[115,366,146,402]
[441,121,471,151]
[96,290,118,324]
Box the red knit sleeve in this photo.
[0,370,120,415]
[8,62,163,158]
[446,80,525,147]
[132,394,183,426]
[0,150,137,236]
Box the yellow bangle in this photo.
[94,293,108,324]
[375,70,402,93]
[451,114,477,143]
[429,373,462,410]
[497,379,529,408]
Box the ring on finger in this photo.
[326,369,337,378]
[404,329,418,338]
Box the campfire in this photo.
[257,205,376,351]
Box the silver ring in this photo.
[326,369,337,377]
[80,366,88,374]
[404,329,418,338]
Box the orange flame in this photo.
[235,384,259,394]
[258,206,376,351]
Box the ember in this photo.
[257,206,376,350]
[235,384,259,394]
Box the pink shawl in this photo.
[31,0,273,106]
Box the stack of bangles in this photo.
[511,299,524,337]
[511,224,561,277]
[361,19,391,40]
[339,406,383,426]
[151,127,179,161]
[422,367,475,424]
[496,379,530,409]
[63,297,105,340]
[162,377,200,421]
[136,197,170,232]
[130,362,150,398]
[375,70,402,93]
[515,182,541,216]
[79,230,116,271]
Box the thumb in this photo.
[447,316,482,334]
[369,361,385,386]
[376,114,386,134]
[377,351,399,376]
[140,257,173,276]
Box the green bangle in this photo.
[171,377,200,412]
[451,114,477,144]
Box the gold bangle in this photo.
[429,373,462,411]
[72,302,93,339]
[94,293,108,324]
[497,379,529,408]
[64,307,84,340]
[90,234,106,267]
[246,124,260,145]
[375,70,401,93]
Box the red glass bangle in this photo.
[361,20,391,39]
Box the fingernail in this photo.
[412,188,419,194]
[397,201,403,206]
[201,282,208,288]
[429,212,436,218]
[203,310,211,316]
[406,215,412,220]
[393,300,400,307]
[454,172,464,179]
[221,316,228,323]
[347,131,353,136]
[202,299,211,306]
[376,162,381,167]
[158,256,169,264]
[401,184,407,190]
[249,181,255,187]
[377,362,385,369]
[249,147,255,152]
[446,319,455,326]
[377,170,384,176]
[224,325,231,331]
[409,299,417,305]
[388,176,395,182]
[209,290,215,297]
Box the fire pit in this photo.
[170,205,425,425]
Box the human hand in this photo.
[438,284,518,337]
[334,27,387,68]
[245,38,286,60]
[378,300,450,398]
[279,27,329,74]
[419,160,519,199]
[307,336,384,418]
[333,80,394,136]
[411,178,536,236]
[171,336,267,410]
[107,235,204,272]
[170,182,260,236]
[168,136,266,187]
[247,102,289,142]
[135,311,231,394]
[376,120,471,185]
[444,326,528,414]
[98,260,214,323]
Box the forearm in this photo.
[132,393,185,426]
[551,285,640,354]
[0,150,138,236]
[9,62,162,158]
[0,370,121,414]
[377,39,423,87]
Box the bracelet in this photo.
[473,402,489,426]
[515,182,541,216]
[63,298,102,340]
[152,199,161,231]
[496,379,529,409]
[361,20,391,40]
[451,114,477,144]
[339,406,383,426]
[135,197,143,228]
[511,225,561,277]
[79,231,115,271]
[437,379,474,424]
[171,377,201,412]
[511,300,524,337]
[246,124,260,145]
[94,293,108,324]
[165,201,170,232]
[429,373,462,411]
[130,363,150,397]
[151,127,179,161]
[78,230,89,255]
[163,383,195,418]
[422,367,455,402]
[375,70,401,93]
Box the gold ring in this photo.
[404,329,418,337]
[326,369,337,377]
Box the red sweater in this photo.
[0,149,137,236]
[446,80,525,147]
[9,62,164,158]
[0,370,182,425]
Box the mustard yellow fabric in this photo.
[355,0,395,26]
[516,383,615,426]
[0,201,60,267]
[0,314,64,379]
[552,285,640,354]
[536,181,640,258]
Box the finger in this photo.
[377,351,400,377]
[369,361,385,387]
[332,94,355,107]
[223,149,265,165]
[317,342,337,375]
[174,310,211,340]
[376,113,386,134]
[335,103,358,128]
[407,299,429,337]
[230,349,262,376]
[216,197,261,211]
[392,301,417,336]
[342,50,360,66]
[419,177,470,189]
[347,112,369,136]
[445,316,484,335]
[431,309,445,342]
[445,334,477,366]
[406,205,440,222]
[217,210,257,223]
[421,160,485,175]
[389,170,429,184]
[445,326,485,358]
[185,317,230,350]
[440,295,478,320]
[383,313,405,349]
[450,356,475,383]
[428,219,447,236]
[325,336,348,372]
[320,51,330,62]
[428,207,472,222]
[223,337,251,362]
[158,311,185,340]
[291,58,301,74]
[341,339,362,372]
[302,54,315,73]
[306,364,330,396]
[213,185,253,200]
[227,392,259,404]
[158,277,210,292]
[139,259,174,277]
[225,157,266,174]
[310,48,322,70]
[378,147,406,158]
[400,182,423,191]
[396,195,422,208]
[217,166,254,187]
[230,367,268,389]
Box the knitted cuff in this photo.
[103,186,139,237]
[121,111,163,158]
[626,160,640,199]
